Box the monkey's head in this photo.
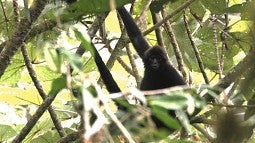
[143,46,168,71]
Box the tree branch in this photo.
[12,91,60,142]
[143,0,196,36]
[161,8,187,80]
[21,43,66,137]
[183,11,209,84]
[0,0,48,78]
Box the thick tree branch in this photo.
[215,48,255,89]
[0,0,48,78]
[150,11,165,49]
[0,20,57,52]
[204,48,255,101]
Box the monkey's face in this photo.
[148,55,162,70]
[144,47,167,71]
[144,53,167,71]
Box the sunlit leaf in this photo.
[0,124,17,142]
[73,28,94,56]
[225,2,255,20]
[44,45,63,72]
[30,130,60,143]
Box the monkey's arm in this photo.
[92,44,130,111]
[93,45,121,93]
[117,7,150,58]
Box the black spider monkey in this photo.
[116,7,186,130]
[88,6,186,132]
[141,46,186,90]
[117,7,186,91]
[65,0,186,137]
[93,6,187,131]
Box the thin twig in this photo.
[109,85,190,99]
[143,0,196,36]
[211,14,222,79]
[126,45,142,85]
[136,0,153,31]
[107,45,135,76]
[183,10,209,84]
[210,103,255,108]
[192,124,215,142]
[161,8,187,80]
[219,0,230,83]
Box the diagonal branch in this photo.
[143,0,196,36]
[215,48,255,89]
[21,43,66,137]
[12,89,60,142]
[0,0,48,78]
[0,20,57,52]
[183,11,209,84]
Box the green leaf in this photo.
[44,46,63,73]
[149,93,189,110]
[151,106,181,130]
[150,0,171,13]
[58,48,84,71]
[189,0,206,19]
[201,0,226,14]
[19,65,61,83]
[60,0,133,21]
[225,2,255,20]
[30,130,60,143]
[0,50,24,85]
[73,28,94,56]
[0,60,22,86]
[48,76,66,95]
[0,124,17,142]
[68,0,133,13]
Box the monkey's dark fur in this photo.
[141,46,186,90]
[93,45,121,93]
[92,6,186,132]
[117,6,186,131]
[117,7,185,90]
